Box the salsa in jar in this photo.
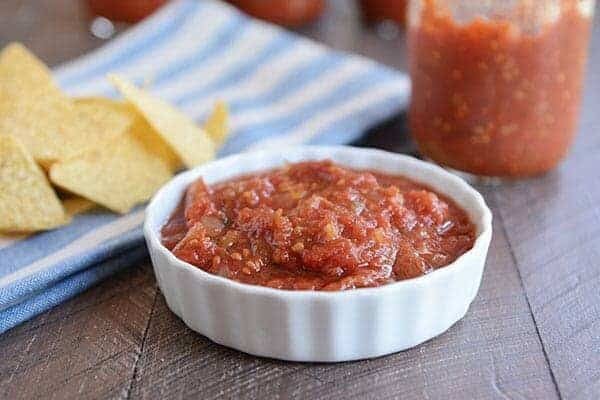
[162,161,475,291]
[408,0,594,177]
[87,0,168,23]
[227,0,324,27]
[360,0,407,27]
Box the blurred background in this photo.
[2,0,598,178]
[0,0,415,151]
[0,1,408,70]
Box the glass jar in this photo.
[87,0,169,23]
[359,0,407,27]
[227,0,325,27]
[408,0,595,178]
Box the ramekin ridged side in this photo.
[144,146,493,362]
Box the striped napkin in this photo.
[0,0,409,333]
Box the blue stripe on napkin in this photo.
[0,0,409,333]
[0,248,148,333]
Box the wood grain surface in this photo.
[1,1,599,399]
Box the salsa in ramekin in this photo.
[162,160,475,290]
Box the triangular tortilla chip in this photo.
[50,117,178,214]
[74,97,137,140]
[204,101,230,146]
[0,196,96,240]
[109,74,215,168]
[0,135,67,232]
[0,43,112,165]
[62,196,97,216]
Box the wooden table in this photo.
[1,1,599,399]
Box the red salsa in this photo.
[409,0,593,177]
[162,161,475,291]
[360,0,407,27]
[87,0,168,23]
[227,0,324,27]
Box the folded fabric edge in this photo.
[0,247,148,334]
[0,228,145,311]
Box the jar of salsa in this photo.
[227,0,325,27]
[359,0,407,27]
[87,0,168,23]
[408,0,595,178]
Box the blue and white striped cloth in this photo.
[0,0,409,333]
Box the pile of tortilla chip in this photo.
[0,43,229,234]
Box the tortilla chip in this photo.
[74,97,137,140]
[0,43,115,165]
[109,74,215,168]
[0,203,95,239]
[0,196,95,239]
[62,196,97,216]
[204,101,230,146]
[49,117,178,214]
[0,135,67,232]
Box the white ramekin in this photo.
[144,146,492,362]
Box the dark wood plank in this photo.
[0,262,156,399]
[0,0,107,67]
[128,294,309,399]
[128,194,557,400]
[490,12,600,400]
